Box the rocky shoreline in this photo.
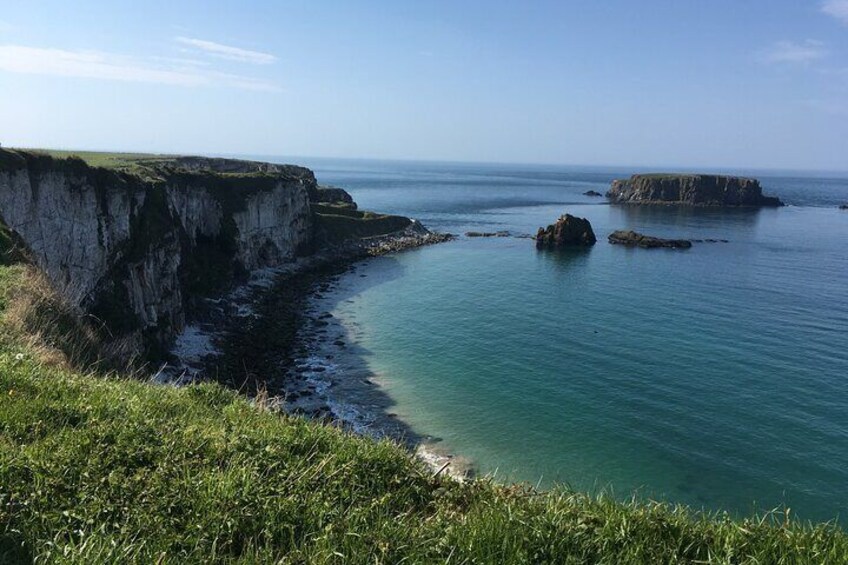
[162,223,472,479]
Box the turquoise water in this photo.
[299,159,848,521]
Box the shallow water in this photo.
[280,158,848,521]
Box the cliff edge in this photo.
[0,149,425,358]
[606,174,783,207]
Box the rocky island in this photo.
[535,214,596,248]
[606,174,784,207]
[608,230,692,249]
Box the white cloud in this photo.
[822,0,848,24]
[175,37,276,64]
[0,44,280,91]
[761,40,827,64]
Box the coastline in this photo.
[284,260,475,480]
[163,222,473,480]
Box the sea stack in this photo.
[535,214,597,249]
[606,174,783,207]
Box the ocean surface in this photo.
[276,157,848,522]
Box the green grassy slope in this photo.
[0,265,846,563]
[24,149,175,174]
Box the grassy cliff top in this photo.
[0,263,846,563]
[2,148,312,183]
[26,149,175,170]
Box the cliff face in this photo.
[606,174,783,207]
[0,150,313,354]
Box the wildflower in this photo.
[14,353,24,361]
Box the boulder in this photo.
[535,214,597,249]
[606,174,783,207]
[583,190,603,197]
[608,230,692,249]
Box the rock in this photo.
[606,174,783,207]
[465,231,510,237]
[608,230,692,249]
[309,185,356,207]
[839,204,848,210]
[535,214,597,249]
[583,190,604,197]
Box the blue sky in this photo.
[0,1,846,170]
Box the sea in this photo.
[261,156,848,522]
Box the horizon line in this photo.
[8,144,848,177]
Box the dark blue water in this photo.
[281,157,848,522]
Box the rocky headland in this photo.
[0,149,448,361]
[606,174,784,207]
[535,214,597,248]
[608,230,692,249]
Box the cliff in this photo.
[0,149,362,357]
[606,174,783,207]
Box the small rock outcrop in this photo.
[535,214,596,249]
[465,231,510,238]
[310,185,356,207]
[583,190,603,197]
[606,174,783,207]
[839,204,848,210]
[608,230,692,249]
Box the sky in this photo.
[0,1,846,170]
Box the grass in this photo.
[0,265,847,563]
[313,211,412,244]
[25,149,175,175]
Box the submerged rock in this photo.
[535,214,597,249]
[465,231,511,237]
[608,230,692,249]
[606,174,783,207]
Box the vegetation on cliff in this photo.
[1,260,847,563]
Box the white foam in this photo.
[171,324,218,362]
